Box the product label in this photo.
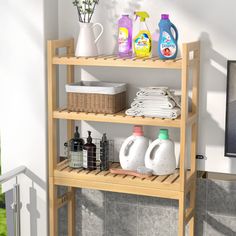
[83,150,88,168]
[69,151,83,168]
[160,31,176,58]
[118,27,129,53]
[134,32,151,56]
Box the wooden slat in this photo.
[52,55,182,69]
[70,168,82,174]
[155,175,170,183]
[54,176,181,199]
[57,159,69,171]
[185,207,195,224]
[51,38,74,50]
[57,191,72,209]
[64,167,73,172]
[53,110,182,128]
[164,172,180,184]
[53,164,190,193]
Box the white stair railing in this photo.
[0,166,27,236]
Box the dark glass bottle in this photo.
[83,131,96,170]
[100,133,109,171]
[67,126,84,168]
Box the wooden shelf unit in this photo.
[48,38,200,236]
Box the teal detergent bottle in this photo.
[158,14,178,60]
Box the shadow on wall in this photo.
[76,189,106,234]
[26,184,40,236]
[197,32,227,170]
[197,179,236,236]
[99,0,142,54]
[6,169,46,236]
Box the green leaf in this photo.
[72,0,79,6]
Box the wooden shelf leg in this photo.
[66,40,76,236]
[178,193,186,236]
[68,187,76,236]
[49,178,58,236]
[48,40,59,236]
[189,184,196,235]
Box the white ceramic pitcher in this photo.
[75,22,104,57]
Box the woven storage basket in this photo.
[66,82,127,114]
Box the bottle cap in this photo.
[161,14,169,20]
[87,131,92,143]
[74,126,80,139]
[102,133,107,142]
[122,14,130,16]
[133,125,144,136]
[158,129,169,140]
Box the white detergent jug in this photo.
[119,126,150,171]
[145,129,176,175]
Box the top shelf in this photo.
[53,54,183,69]
[50,40,200,70]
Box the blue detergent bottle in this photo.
[158,14,178,60]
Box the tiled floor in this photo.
[58,178,236,236]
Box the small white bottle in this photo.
[119,126,150,171]
[145,129,176,175]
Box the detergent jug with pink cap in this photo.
[119,126,150,171]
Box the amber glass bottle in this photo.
[83,131,96,170]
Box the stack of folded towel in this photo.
[125,87,181,119]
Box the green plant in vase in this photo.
[73,0,99,23]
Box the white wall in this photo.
[58,0,236,174]
[0,0,58,235]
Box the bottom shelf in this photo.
[54,160,194,199]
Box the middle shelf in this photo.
[53,108,196,128]
[54,160,193,199]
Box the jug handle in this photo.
[124,140,134,156]
[149,144,160,160]
[171,23,178,42]
[146,142,160,162]
[93,23,104,44]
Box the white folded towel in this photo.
[134,95,180,107]
[136,87,181,108]
[136,87,170,97]
[125,107,181,119]
[131,99,176,109]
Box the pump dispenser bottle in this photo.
[66,126,84,168]
[83,131,96,170]
[100,133,109,171]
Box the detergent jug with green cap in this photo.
[134,11,152,57]
[145,129,176,175]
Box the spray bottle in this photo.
[134,11,152,57]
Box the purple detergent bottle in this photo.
[118,14,133,57]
